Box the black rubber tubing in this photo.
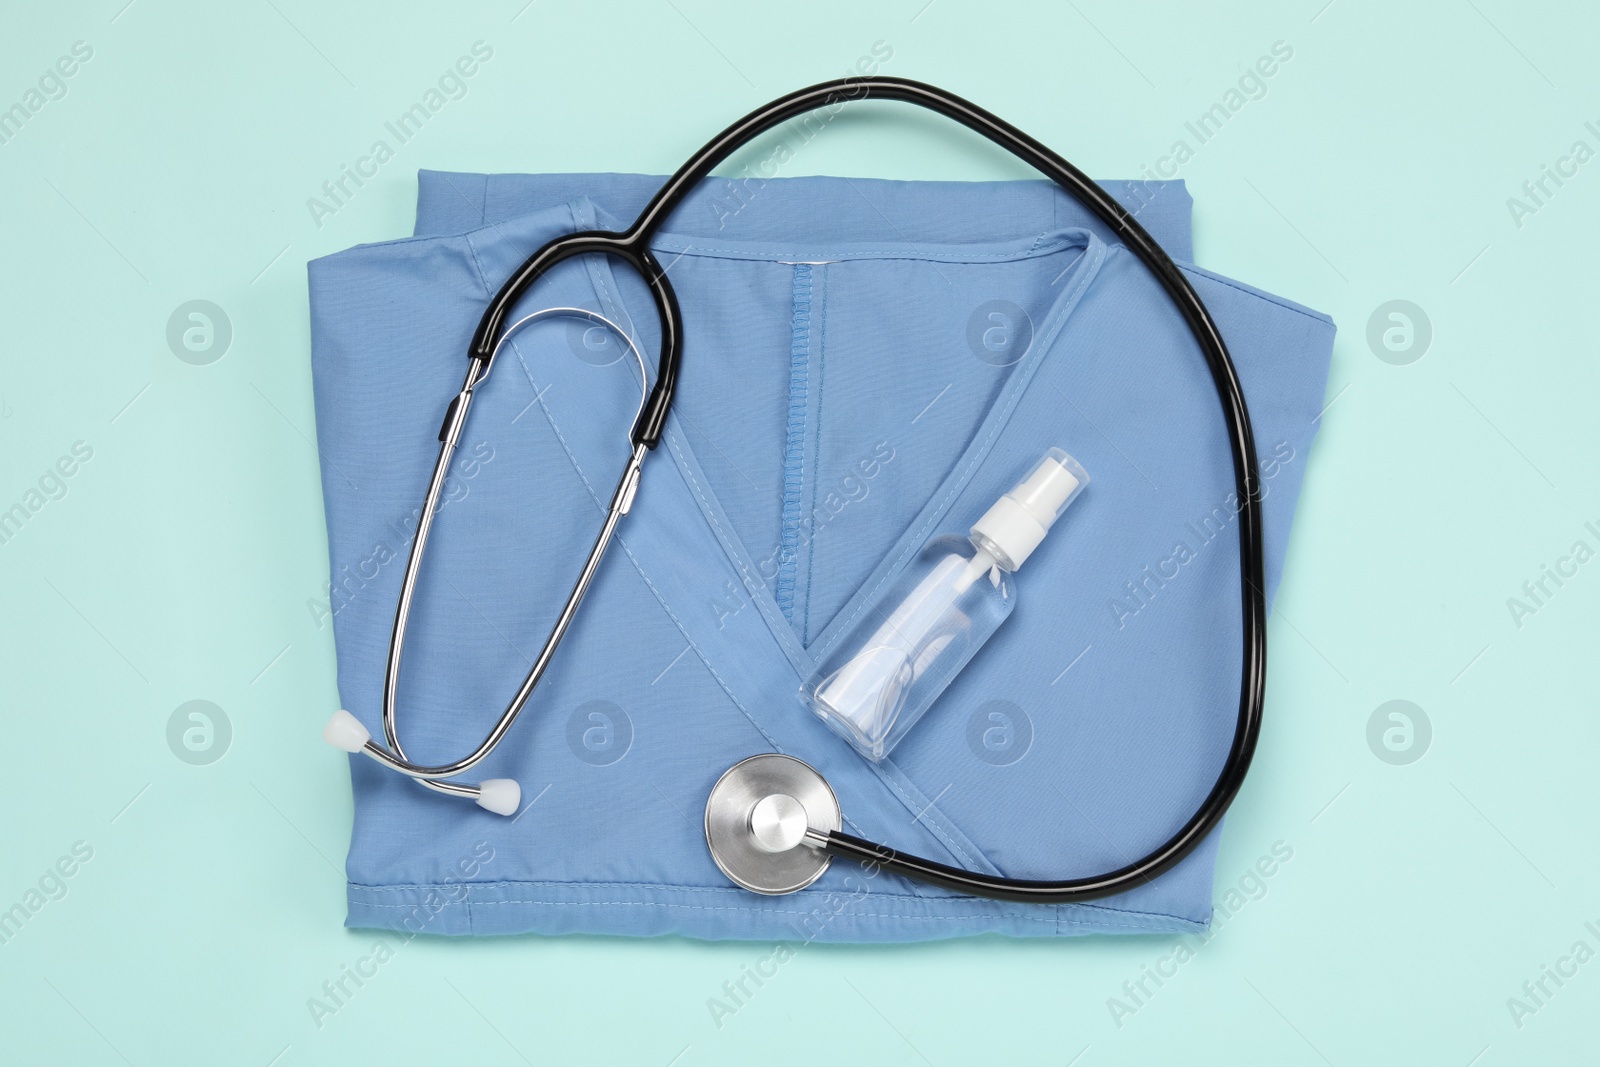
[468,76,1267,903]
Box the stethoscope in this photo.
[322,77,1267,904]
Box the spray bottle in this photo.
[803,447,1088,761]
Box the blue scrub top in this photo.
[308,173,1334,941]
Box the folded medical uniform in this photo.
[307,171,1334,941]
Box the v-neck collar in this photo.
[578,197,1108,681]
[478,197,1115,877]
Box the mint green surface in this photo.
[2,0,1596,1062]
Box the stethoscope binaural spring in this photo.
[321,306,650,816]
[323,77,1268,904]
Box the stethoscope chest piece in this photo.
[704,754,840,895]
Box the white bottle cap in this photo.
[969,447,1088,571]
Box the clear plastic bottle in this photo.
[802,448,1089,761]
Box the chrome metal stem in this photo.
[354,308,651,800]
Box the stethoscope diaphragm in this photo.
[704,754,841,895]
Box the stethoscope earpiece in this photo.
[323,709,522,815]
[323,708,371,754]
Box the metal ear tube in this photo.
[322,308,651,815]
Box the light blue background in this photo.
[1,1,1595,1063]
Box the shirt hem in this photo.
[346,880,1208,942]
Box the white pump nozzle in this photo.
[323,709,372,753]
[969,447,1088,572]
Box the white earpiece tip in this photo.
[323,709,371,753]
[475,778,521,816]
